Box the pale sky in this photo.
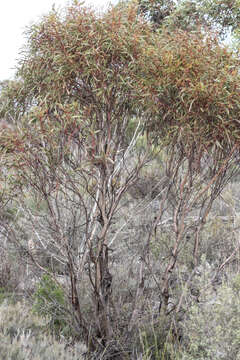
[0,0,114,81]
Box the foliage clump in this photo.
[33,274,69,337]
[136,29,240,150]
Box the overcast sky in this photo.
[0,0,114,82]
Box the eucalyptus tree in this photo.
[133,26,240,315]
[1,0,240,357]
[0,2,153,352]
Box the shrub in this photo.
[33,274,69,338]
[179,279,240,359]
[0,300,86,360]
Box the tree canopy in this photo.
[136,29,240,149]
[2,1,240,153]
[138,0,240,39]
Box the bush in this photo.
[0,300,86,360]
[179,278,240,359]
[33,275,69,338]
